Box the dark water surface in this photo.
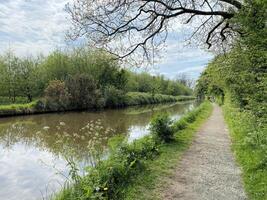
[0,102,194,200]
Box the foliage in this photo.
[196,0,267,118]
[44,80,70,111]
[104,85,126,107]
[0,48,192,111]
[53,101,212,200]
[195,1,267,199]
[150,113,174,142]
[55,136,159,200]
[0,101,38,116]
[125,92,194,106]
[124,101,212,200]
[172,102,205,132]
[223,98,267,200]
[126,72,192,96]
[0,52,40,102]
[0,96,28,105]
[173,118,188,131]
[65,74,105,110]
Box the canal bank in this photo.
[0,92,195,118]
[53,101,212,200]
[0,101,195,200]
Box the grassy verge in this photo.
[123,101,213,199]
[53,101,212,200]
[0,93,195,117]
[223,99,267,200]
[0,101,39,116]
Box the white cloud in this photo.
[139,36,213,79]
[0,0,70,56]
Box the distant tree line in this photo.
[0,48,192,109]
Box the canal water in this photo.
[0,101,194,200]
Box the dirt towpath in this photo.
[162,105,247,200]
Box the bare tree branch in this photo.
[219,0,242,9]
[66,0,244,61]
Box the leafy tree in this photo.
[41,51,71,82]
[17,58,40,102]
[104,85,126,107]
[44,80,70,111]
[196,0,267,118]
[0,51,21,102]
[65,74,105,109]
[0,47,193,107]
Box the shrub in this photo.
[173,118,188,131]
[183,112,197,123]
[104,85,126,107]
[64,137,159,200]
[66,74,105,110]
[44,80,70,111]
[150,113,174,142]
[119,137,159,161]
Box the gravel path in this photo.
[162,105,247,200]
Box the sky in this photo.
[0,0,213,80]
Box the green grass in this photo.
[52,101,212,200]
[0,101,37,110]
[0,101,38,116]
[223,99,267,200]
[123,101,213,199]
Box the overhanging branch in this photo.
[219,0,242,9]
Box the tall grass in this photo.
[125,92,195,106]
[223,98,267,200]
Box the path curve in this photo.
[162,105,247,200]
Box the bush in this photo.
[150,113,174,142]
[44,80,70,111]
[66,74,105,110]
[60,136,159,200]
[183,112,197,123]
[173,118,188,131]
[104,85,126,107]
[172,102,209,132]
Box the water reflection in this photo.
[0,101,194,200]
